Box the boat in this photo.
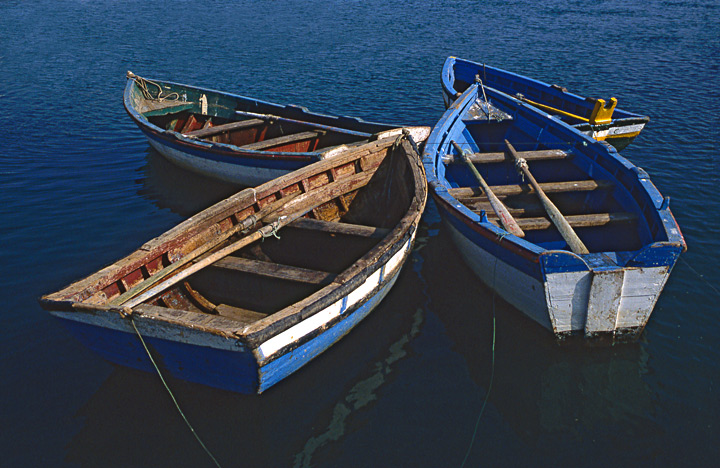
[39,128,429,393]
[441,57,650,150]
[423,81,685,338]
[124,71,428,185]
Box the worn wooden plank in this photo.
[452,140,524,237]
[212,257,337,286]
[239,131,323,151]
[184,118,265,138]
[214,304,267,325]
[506,139,588,254]
[447,148,570,164]
[449,179,613,199]
[289,217,390,239]
[487,212,637,231]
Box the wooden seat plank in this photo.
[184,118,266,138]
[447,148,570,164]
[483,212,637,230]
[289,217,390,238]
[449,179,613,199]
[214,304,267,324]
[211,256,337,285]
[239,130,323,151]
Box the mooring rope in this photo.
[460,257,498,468]
[680,256,720,297]
[128,315,222,468]
[131,74,180,102]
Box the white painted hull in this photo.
[147,139,293,186]
[445,220,673,337]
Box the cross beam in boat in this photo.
[235,110,373,138]
[211,256,337,286]
[448,179,613,198]
[446,148,571,164]
[184,118,266,138]
[289,217,391,239]
[214,304,268,324]
[239,130,324,151]
[485,212,637,230]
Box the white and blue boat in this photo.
[124,71,427,186]
[40,129,428,393]
[423,82,685,338]
[442,57,650,150]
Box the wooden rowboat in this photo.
[442,57,650,150]
[124,71,428,185]
[423,82,685,338]
[40,129,428,393]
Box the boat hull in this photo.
[124,73,402,185]
[436,195,680,336]
[142,128,312,186]
[441,57,649,150]
[424,82,685,339]
[50,234,415,393]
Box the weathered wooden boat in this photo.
[39,129,428,393]
[442,57,650,150]
[423,82,685,338]
[124,71,427,185]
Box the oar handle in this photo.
[504,140,589,254]
[451,141,524,238]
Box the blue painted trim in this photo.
[55,317,261,394]
[259,267,401,392]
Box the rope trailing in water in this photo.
[460,257,498,468]
[680,257,720,297]
[128,315,223,468]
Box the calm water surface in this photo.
[1,1,718,466]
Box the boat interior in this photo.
[149,110,376,155]
[442,96,660,256]
[65,137,418,329]
[129,76,384,156]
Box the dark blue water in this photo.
[2,0,718,466]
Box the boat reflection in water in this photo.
[422,222,661,460]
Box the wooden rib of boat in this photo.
[39,129,428,393]
[423,82,685,338]
[442,57,650,150]
[124,71,428,186]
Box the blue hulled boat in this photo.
[423,82,684,338]
[40,130,428,393]
[124,71,428,185]
[442,57,650,150]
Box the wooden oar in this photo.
[504,140,589,254]
[122,210,307,309]
[514,95,589,123]
[108,191,300,307]
[235,110,372,138]
[451,141,524,238]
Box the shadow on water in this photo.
[421,211,662,464]
[63,235,430,467]
[136,147,245,218]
